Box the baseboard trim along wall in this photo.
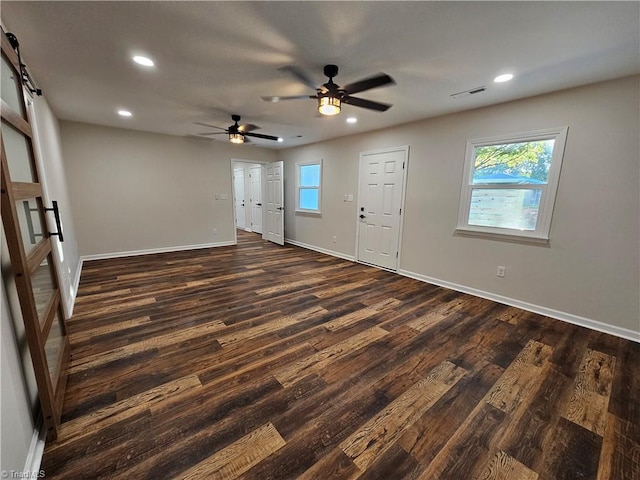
[398,269,640,343]
[80,241,236,263]
[23,416,46,479]
[285,239,356,262]
[283,239,638,343]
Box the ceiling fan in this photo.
[262,64,395,116]
[195,115,280,144]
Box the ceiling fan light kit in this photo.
[318,95,341,116]
[195,114,279,145]
[229,132,244,144]
[263,64,395,116]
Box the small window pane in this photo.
[45,310,65,387]
[299,188,319,210]
[468,188,541,230]
[16,198,44,256]
[32,255,57,322]
[1,121,37,182]
[300,164,320,187]
[1,55,26,118]
[472,139,555,185]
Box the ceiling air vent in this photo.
[450,86,486,99]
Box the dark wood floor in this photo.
[42,231,639,479]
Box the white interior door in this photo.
[233,167,246,229]
[249,165,263,234]
[357,147,408,270]
[266,161,284,245]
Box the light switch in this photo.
[221,193,229,200]
[347,194,354,202]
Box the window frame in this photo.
[295,159,322,214]
[455,126,568,244]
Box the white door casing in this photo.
[266,161,284,245]
[357,146,408,270]
[233,167,246,229]
[249,165,263,234]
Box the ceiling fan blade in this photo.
[343,73,395,95]
[238,123,259,133]
[262,95,316,103]
[279,65,317,90]
[245,132,279,141]
[342,96,392,112]
[193,122,227,130]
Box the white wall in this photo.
[279,76,640,337]
[59,122,277,257]
[30,96,81,317]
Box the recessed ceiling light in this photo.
[494,73,514,83]
[133,55,154,67]
[118,110,132,117]
[277,137,284,143]
[346,117,357,124]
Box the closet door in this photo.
[1,29,69,441]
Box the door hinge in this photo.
[396,252,399,258]
[403,161,405,169]
[399,208,402,215]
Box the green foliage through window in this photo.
[473,140,554,184]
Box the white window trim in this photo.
[295,158,322,214]
[455,126,568,244]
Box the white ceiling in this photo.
[2,1,639,148]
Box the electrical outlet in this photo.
[213,227,217,236]
[496,266,506,278]
[332,235,337,243]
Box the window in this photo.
[456,127,568,243]
[296,160,322,213]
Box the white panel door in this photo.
[249,165,263,234]
[266,161,284,245]
[233,167,246,229]
[357,147,408,270]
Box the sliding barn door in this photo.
[1,29,70,441]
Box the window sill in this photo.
[454,228,550,246]
[295,209,322,216]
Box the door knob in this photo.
[359,214,366,219]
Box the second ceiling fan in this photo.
[262,64,395,116]
[195,115,280,144]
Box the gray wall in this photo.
[60,123,277,257]
[280,76,640,336]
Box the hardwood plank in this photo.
[68,319,227,373]
[340,361,467,471]
[597,413,640,480]
[176,422,286,480]
[48,375,202,455]
[562,348,616,435]
[477,450,539,480]
[485,339,553,415]
[273,326,389,387]
[537,417,602,480]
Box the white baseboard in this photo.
[398,269,640,343]
[285,238,356,262]
[23,416,46,478]
[80,241,236,262]
[281,238,639,343]
[66,258,84,318]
